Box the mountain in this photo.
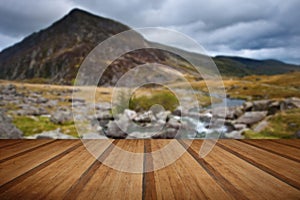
[214,56,300,76]
[0,8,299,85]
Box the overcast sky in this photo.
[0,0,299,64]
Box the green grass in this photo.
[129,90,179,112]
[244,108,300,139]
[13,116,78,138]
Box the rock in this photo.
[105,121,127,138]
[45,100,58,108]
[17,104,44,116]
[36,97,48,104]
[81,133,107,139]
[267,101,280,115]
[295,130,300,139]
[253,120,269,132]
[2,84,17,95]
[172,106,182,116]
[134,111,156,123]
[152,128,179,139]
[95,102,111,110]
[224,121,235,132]
[127,131,157,139]
[95,110,113,120]
[234,124,247,130]
[50,107,73,124]
[284,97,300,109]
[25,128,76,139]
[233,106,244,118]
[167,116,181,129]
[236,111,267,126]
[252,100,271,111]
[243,102,253,111]
[155,111,171,121]
[0,110,23,139]
[124,109,137,120]
[225,129,247,139]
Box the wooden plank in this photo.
[0,140,112,200]
[152,140,233,200]
[0,139,55,162]
[241,140,300,162]
[0,140,80,186]
[65,140,144,200]
[217,140,300,190]
[0,140,23,148]
[143,140,156,200]
[191,140,300,199]
[271,139,300,149]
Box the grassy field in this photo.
[1,71,299,138]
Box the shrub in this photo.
[129,90,179,112]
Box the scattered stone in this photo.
[50,107,73,124]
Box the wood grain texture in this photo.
[0,139,299,200]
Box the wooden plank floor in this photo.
[0,139,299,200]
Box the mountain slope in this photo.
[214,56,300,76]
[0,8,299,85]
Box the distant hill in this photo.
[0,8,299,85]
[214,56,300,76]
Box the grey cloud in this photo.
[0,0,299,64]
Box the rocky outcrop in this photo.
[236,111,267,125]
[0,110,23,139]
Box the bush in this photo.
[129,90,179,112]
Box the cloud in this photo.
[0,0,299,64]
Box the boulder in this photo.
[172,106,182,116]
[50,107,73,124]
[284,97,300,109]
[252,100,271,111]
[243,102,253,111]
[0,110,23,139]
[167,116,181,129]
[236,111,267,126]
[234,124,247,130]
[225,129,247,139]
[105,121,127,138]
[253,120,269,132]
